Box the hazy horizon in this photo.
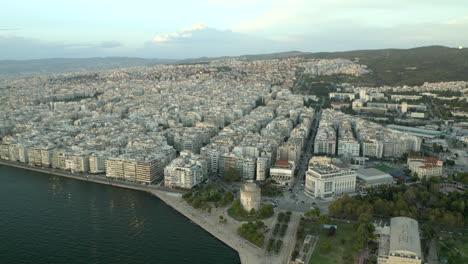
[1,0,467,60]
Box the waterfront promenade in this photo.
[0,160,289,264]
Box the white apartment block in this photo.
[89,154,107,174]
[164,151,207,189]
[337,140,360,156]
[106,156,161,184]
[362,140,384,158]
[256,157,269,181]
[314,121,336,155]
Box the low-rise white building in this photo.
[407,156,443,178]
[270,159,295,186]
[356,168,394,188]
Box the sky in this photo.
[1,0,467,60]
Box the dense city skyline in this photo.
[1,0,468,59]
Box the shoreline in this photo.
[0,160,278,264]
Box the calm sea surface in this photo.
[0,165,240,264]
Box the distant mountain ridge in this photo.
[0,57,176,75]
[1,46,467,86]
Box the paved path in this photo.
[281,212,301,264]
[427,239,439,264]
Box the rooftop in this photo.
[389,217,422,258]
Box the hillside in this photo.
[300,46,468,86]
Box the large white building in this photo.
[305,157,356,199]
[164,151,207,189]
[377,217,422,264]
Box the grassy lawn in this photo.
[309,221,360,264]
[437,235,468,264]
[370,165,394,173]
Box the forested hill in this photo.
[300,46,468,86]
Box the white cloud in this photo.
[139,24,285,59]
[153,23,206,43]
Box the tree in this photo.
[278,212,286,222]
[305,207,320,218]
[224,191,234,202]
[404,188,417,204]
[445,159,455,166]
[223,167,241,181]
[258,204,274,218]
[317,214,331,225]
[423,223,434,239]
[367,255,378,264]
[412,172,419,181]
[327,226,336,236]
[182,192,192,200]
[328,199,343,217]
[250,208,256,215]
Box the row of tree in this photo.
[328,183,466,228]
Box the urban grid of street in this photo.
[1,57,467,264]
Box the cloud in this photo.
[152,23,205,43]
[181,23,206,32]
[139,24,284,59]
